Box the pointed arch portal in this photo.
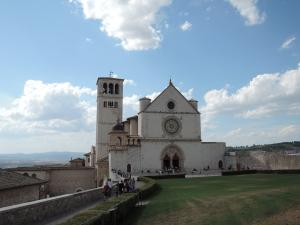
[163,155,171,169]
[160,145,184,171]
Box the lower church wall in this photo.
[109,141,226,175]
[109,147,142,177]
[182,142,226,172]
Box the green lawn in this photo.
[124,174,300,225]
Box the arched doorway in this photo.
[163,155,171,170]
[218,160,223,169]
[161,145,185,171]
[172,154,179,169]
[127,164,131,173]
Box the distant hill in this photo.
[226,141,300,152]
[0,151,85,168]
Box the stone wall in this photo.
[59,177,157,225]
[49,169,96,196]
[14,168,96,196]
[230,151,300,170]
[0,185,40,208]
[0,187,104,225]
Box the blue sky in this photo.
[0,0,299,153]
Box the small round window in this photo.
[167,101,175,110]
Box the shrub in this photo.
[60,177,157,225]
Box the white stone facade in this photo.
[96,78,226,180]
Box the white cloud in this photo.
[123,91,161,114]
[85,37,93,43]
[124,79,136,86]
[0,80,96,135]
[281,36,296,49]
[239,103,280,119]
[225,128,242,138]
[182,88,194,99]
[123,94,140,112]
[72,0,172,51]
[180,21,192,31]
[201,63,300,124]
[206,124,300,146]
[0,131,94,154]
[111,74,119,78]
[109,74,136,86]
[279,124,300,137]
[227,0,265,26]
[146,91,161,100]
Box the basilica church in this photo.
[95,76,225,182]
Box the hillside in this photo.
[0,151,85,168]
[227,141,300,152]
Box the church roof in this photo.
[139,97,151,101]
[70,158,84,162]
[112,122,124,131]
[127,115,138,120]
[0,170,47,191]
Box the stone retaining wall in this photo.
[0,187,104,225]
[236,151,300,170]
[60,177,158,225]
[225,151,300,171]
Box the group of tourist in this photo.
[111,168,131,179]
[103,177,137,197]
[116,177,136,195]
[103,178,113,197]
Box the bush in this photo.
[60,177,157,225]
[138,176,159,199]
[222,169,300,176]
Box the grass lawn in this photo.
[123,174,300,225]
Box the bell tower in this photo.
[96,76,124,184]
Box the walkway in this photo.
[43,181,145,225]
[43,200,102,225]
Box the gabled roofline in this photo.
[139,81,200,114]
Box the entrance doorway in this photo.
[163,155,171,169]
[172,154,180,169]
[127,164,131,173]
[161,145,185,172]
[218,160,223,169]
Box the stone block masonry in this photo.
[0,187,104,225]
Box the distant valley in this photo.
[0,152,85,168]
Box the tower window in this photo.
[108,101,114,108]
[114,101,118,108]
[117,136,122,145]
[103,101,107,107]
[109,83,114,94]
[115,84,119,94]
[103,83,107,94]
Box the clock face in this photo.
[164,118,180,134]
